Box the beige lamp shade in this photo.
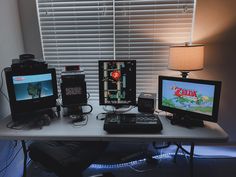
[168,45,204,71]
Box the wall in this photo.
[18,0,42,58]
[0,0,25,177]
[193,0,236,143]
[0,0,24,118]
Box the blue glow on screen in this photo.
[162,80,215,116]
[13,73,53,101]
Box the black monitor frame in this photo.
[5,68,58,121]
[98,60,136,107]
[158,76,221,124]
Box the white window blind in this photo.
[36,0,195,99]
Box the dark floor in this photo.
[27,143,236,177]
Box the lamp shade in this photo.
[168,45,204,71]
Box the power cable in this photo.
[0,68,9,102]
[0,146,23,174]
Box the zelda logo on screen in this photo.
[162,81,215,116]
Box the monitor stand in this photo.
[170,114,204,128]
[111,105,132,114]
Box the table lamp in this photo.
[168,44,204,78]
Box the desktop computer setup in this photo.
[1,56,225,177]
[98,60,162,133]
[98,60,222,132]
[4,56,222,132]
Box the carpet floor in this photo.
[27,143,236,177]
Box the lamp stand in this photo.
[181,71,189,78]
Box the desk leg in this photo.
[190,143,195,177]
[173,144,180,163]
[21,140,27,177]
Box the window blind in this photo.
[36,0,195,99]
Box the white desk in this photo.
[0,104,228,143]
[0,103,229,177]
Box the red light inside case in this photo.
[111,70,121,81]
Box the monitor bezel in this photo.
[5,68,58,120]
[98,60,136,106]
[158,75,221,122]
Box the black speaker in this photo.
[61,71,87,106]
[138,92,156,113]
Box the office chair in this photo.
[29,141,110,177]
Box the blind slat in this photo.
[37,0,195,99]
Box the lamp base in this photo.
[180,71,189,78]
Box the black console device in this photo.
[61,70,87,106]
[103,113,162,133]
[4,55,58,122]
[138,92,156,113]
[11,54,47,72]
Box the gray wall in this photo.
[18,0,236,143]
[0,1,25,177]
[18,0,42,58]
[193,0,236,142]
[0,0,24,118]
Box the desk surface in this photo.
[0,102,228,143]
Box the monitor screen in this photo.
[5,68,58,121]
[13,73,53,101]
[158,76,221,122]
[98,60,136,106]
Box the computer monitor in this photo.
[5,68,58,121]
[158,76,221,126]
[98,60,136,107]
